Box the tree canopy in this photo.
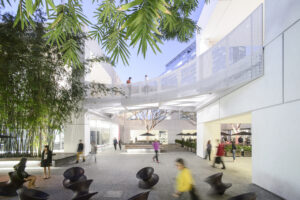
[0,11,121,156]
[0,0,207,67]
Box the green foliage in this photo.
[0,11,122,156]
[224,144,252,153]
[175,139,196,150]
[1,0,208,67]
[243,145,252,152]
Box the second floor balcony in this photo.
[85,4,263,112]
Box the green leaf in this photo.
[25,0,33,15]
[119,0,142,11]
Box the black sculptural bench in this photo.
[17,187,49,200]
[63,167,97,200]
[205,172,232,195]
[0,157,30,196]
[128,191,150,200]
[0,171,26,196]
[136,167,159,189]
[228,192,256,200]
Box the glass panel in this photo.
[99,128,110,145]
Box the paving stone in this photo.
[104,190,123,198]
[0,147,283,200]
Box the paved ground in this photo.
[0,147,283,200]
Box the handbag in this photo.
[189,185,200,200]
[215,157,221,164]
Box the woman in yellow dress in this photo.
[173,158,199,200]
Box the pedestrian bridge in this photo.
[85,6,263,114]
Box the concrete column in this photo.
[64,112,90,156]
[197,121,221,158]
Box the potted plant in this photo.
[243,146,252,157]
[224,145,232,157]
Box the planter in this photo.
[244,151,252,157]
[225,152,232,157]
[225,152,242,157]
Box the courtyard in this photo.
[1,0,300,199]
[0,147,282,200]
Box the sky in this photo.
[1,0,205,83]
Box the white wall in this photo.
[197,0,263,54]
[196,0,300,198]
[264,0,300,45]
[252,101,300,199]
[64,112,90,156]
[85,62,114,84]
[219,35,283,118]
[84,38,121,85]
[283,20,300,102]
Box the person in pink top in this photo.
[152,139,160,163]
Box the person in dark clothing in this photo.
[113,138,118,150]
[238,136,243,144]
[41,145,52,179]
[232,140,237,162]
[14,158,37,188]
[76,140,85,163]
[212,139,226,169]
[205,140,212,161]
[118,139,122,150]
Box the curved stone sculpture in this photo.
[228,192,256,200]
[0,158,28,196]
[205,172,232,195]
[17,187,49,200]
[63,167,97,200]
[136,167,159,189]
[128,191,150,200]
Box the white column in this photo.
[197,121,221,158]
[64,112,90,156]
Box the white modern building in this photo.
[64,0,300,199]
[63,38,121,155]
[195,1,300,199]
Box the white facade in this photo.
[84,39,121,85]
[196,0,300,199]
[64,38,121,155]
[196,0,263,54]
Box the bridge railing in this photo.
[86,4,263,103]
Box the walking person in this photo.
[118,139,122,150]
[173,158,199,200]
[90,142,97,163]
[144,74,149,95]
[212,139,226,169]
[113,137,118,151]
[152,139,160,163]
[76,139,85,163]
[205,140,212,161]
[232,140,237,162]
[41,145,52,179]
[126,77,132,97]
